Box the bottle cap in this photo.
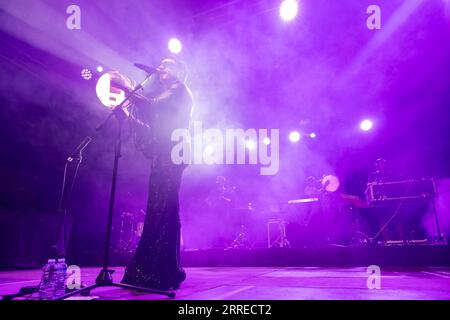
[48,259,56,263]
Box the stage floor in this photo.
[1,266,450,300]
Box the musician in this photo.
[205,176,236,205]
[121,57,193,290]
[298,175,350,246]
[304,176,321,198]
[367,158,388,183]
[205,176,236,247]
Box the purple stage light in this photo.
[81,68,92,80]
[289,131,301,142]
[309,132,316,138]
[204,145,215,155]
[96,66,104,73]
[280,0,299,22]
[245,140,256,150]
[360,119,373,131]
[263,137,271,145]
[168,38,182,54]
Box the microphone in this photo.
[134,63,158,75]
[67,136,92,162]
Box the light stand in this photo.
[56,72,175,299]
[430,196,445,243]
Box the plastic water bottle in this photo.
[38,259,56,300]
[54,258,68,298]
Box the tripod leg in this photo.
[431,199,443,242]
[55,283,99,300]
[113,282,176,298]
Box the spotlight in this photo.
[360,119,373,131]
[96,66,104,73]
[204,145,215,156]
[280,0,299,22]
[81,68,92,80]
[289,131,301,142]
[309,132,316,138]
[168,38,182,54]
[263,137,271,145]
[245,140,256,150]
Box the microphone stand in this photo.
[56,71,175,299]
[52,136,92,258]
[2,71,174,300]
[2,133,93,301]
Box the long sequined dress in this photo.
[122,81,192,290]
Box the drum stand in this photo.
[227,225,252,250]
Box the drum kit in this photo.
[115,170,437,251]
[116,210,145,253]
[116,174,361,251]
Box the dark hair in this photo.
[162,56,188,82]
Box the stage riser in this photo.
[100,246,450,268]
[180,247,450,268]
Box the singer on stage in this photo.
[121,57,193,290]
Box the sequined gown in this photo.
[122,80,192,290]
